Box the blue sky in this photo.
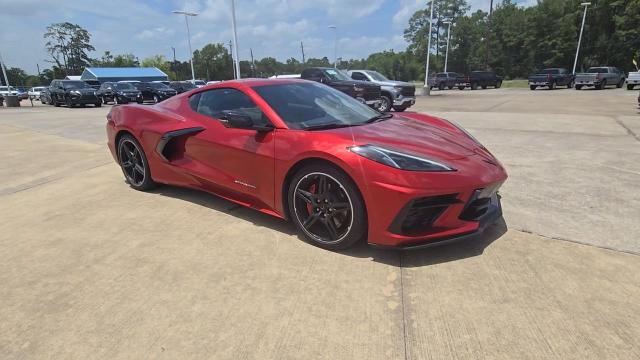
[0,0,535,75]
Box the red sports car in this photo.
[106,79,507,250]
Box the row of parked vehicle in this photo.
[427,71,503,91]
[31,80,206,107]
[528,67,639,90]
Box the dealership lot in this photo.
[1,88,639,359]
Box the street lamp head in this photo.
[580,2,591,6]
[173,10,198,16]
[328,25,336,29]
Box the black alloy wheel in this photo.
[288,165,366,250]
[153,95,160,103]
[117,134,156,191]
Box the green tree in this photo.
[140,55,173,78]
[44,22,95,75]
[192,43,233,81]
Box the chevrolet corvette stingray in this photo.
[106,79,507,250]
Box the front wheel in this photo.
[575,85,583,90]
[597,80,607,90]
[377,95,392,112]
[495,81,502,88]
[471,82,478,90]
[458,86,465,90]
[549,81,555,90]
[530,85,536,91]
[438,82,445,90]
[628,84,635,90]
[117,134,156,191]
[95,102,102,107]
[153,95,160,103]
[568,81,574,89]
[617,78,625,88]
[288,164,367,250]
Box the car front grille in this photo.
[389,194,461,235]
[401,86,415,97]
[363,87,381,101]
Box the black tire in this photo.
[549,81,555,90]
[597,80,606,90]
[438,82,445,90]
[568,81,574,89]
[481,84,487,89]
[448,85,453,90]
[616,78,624,88]
[458,86,465,90]
[65,97,73,108]
[79,104,86,108]
[530,85,536,91]
[153,95,160,103]
[575,85,583,90]
[392,106,407,112]
[114,95,119,105]
[378,95,392,112]
[495,81,502,88]
[287,163,366,250]
[53,96,60,106]
[95,102,102,108]
[471,82,478,90]
[628,84,635,90]
[117,134,156,191]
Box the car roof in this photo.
[202,78,314,89]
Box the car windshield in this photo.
[0,86,16,91]
[181,82,197,89]
[587,68,607,73]
[366,70,389,82]
[322,68,351,81]
[541,69,560,74]
[194,80,205,85]
[114,83,136,90]
[253,82,380,130]
[148,82,171,89]
[63,81,89,89]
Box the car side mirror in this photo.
[221,110,254,129]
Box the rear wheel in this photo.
[530,85,536,91]
[568,80,574,89]
[458,86,465,90]
[549,81,555,90]
[95,102,102,107]
[448,85,453,90]
[471,82,478,90]
[597,80,606,90]
[575,85,583,90]
[393,106,407,112]
[288,164,366,250]
[117,134,156,191]
[617,78,625,88]
[438,82,445,90]
[495,81,502,88]
[481,84,487,89]
[628,84,635,90]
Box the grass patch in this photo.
[501,79,529,88]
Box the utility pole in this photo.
[250,48,255,77]
[328,25,337,68]
[0,51,9,88]
[572,2,591,74]
[228,40,235,79]
[230,0,241,79]
[423,0,435,95]
[301,41,306,64]
[485,0,494,69]
[444,21,452,73]
[36,63,41,84]
[171,46,178,80]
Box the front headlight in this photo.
[70,90,81,96]
[353,84,365,92]
[393,86,403,91]
[349,145,455,172]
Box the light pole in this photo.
[572,2,591,74]
[443,21,452,73]
[423,0,435,95]
[230,0,241,79]
[172,10,198,82]
[328,25,337,68]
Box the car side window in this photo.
[351,72,367,81]
[195,88,270,126]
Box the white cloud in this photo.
[393,0,424,27]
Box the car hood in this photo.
[375,80,414,87]
[328,80,379,88]
[329,114,479,161]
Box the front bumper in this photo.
[357,153,507,248]
[69,95,100,104]
[627,79,640,85]
[393,96,415,107]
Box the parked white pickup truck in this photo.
[626,71,640,90]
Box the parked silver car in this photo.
[575,67,626,90]
[348,70,416,112]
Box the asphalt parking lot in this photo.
[1,88,639,359]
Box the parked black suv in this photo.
[456,71,503,90]
[300,67,381,108]
[132,82,177,103]
[430,72,461,90]
[169,81,197,94]
[96,82,143,104]
[49,80,101,107]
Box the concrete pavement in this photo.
[1,88,639,359]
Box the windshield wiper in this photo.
[303,122,358,131]
[365,113,394,123]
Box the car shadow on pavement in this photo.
[152,184,508,268]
